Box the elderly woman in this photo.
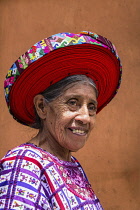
[0,31,122,209]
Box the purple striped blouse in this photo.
[0,143,103,209]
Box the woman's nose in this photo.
[75,105,90,124]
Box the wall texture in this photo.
[0,0,140,209]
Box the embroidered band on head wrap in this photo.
[4,31,122,126]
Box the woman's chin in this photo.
[65,129,89,150]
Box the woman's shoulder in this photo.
[0,143,53,169]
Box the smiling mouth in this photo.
[68,128,87,136]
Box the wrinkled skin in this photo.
[29,82,97,161]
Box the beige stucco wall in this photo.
[0,0,140,209]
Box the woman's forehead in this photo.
[60,83,97,100]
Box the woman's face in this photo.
[43,82,97,152]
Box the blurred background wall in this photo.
[0,0,140,209]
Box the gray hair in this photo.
[31,75,98,129]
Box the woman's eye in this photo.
[68,99,77,106]
[88,104,97,113]
[67,99,79,110]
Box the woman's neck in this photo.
[28,130,72,162]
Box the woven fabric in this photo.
[0,143,103,210]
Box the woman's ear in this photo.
[33,95,47,120]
